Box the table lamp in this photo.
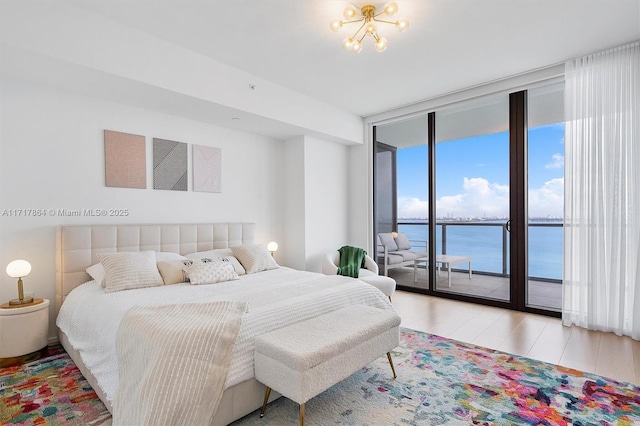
[6,259,33,305]
[267,242,278,256]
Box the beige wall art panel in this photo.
[104,130,147,189]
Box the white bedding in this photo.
[56,267,394,405]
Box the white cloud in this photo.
[545,153,564,169]
[528,177,564,218]
[398,176,563,219]
[397,197,428,218]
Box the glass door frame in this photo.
[373,91,561,318]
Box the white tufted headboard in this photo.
[55,223,255,312]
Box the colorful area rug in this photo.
[0,344,110,425]
[2,329,639,425]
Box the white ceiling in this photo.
[70,0,640,117]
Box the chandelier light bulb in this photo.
[374,37,388,52]
[343,4,357,19]
[396,18,409,32]
[383,1,398,16]
[342,37,354,51]
[330,18,342,32]
[365,22,377,35]
[351,39,363,53]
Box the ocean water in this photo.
[397,221,562,280]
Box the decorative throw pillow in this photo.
[97,251,164,293]
[86,263,106,287]
[378,233,398,251]
[156,260,190,285]
[185,249,246,275]
[394,233,412,250]
[183,260,238,285]
[231,244,279,274]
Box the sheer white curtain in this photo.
[563,41,640,339]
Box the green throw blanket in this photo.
[337,245,367,278]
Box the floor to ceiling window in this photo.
[434,94,510,302]
[526,82,565,311]
[373,81,565,316]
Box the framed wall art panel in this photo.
[153,138,187,191]
[192,145,221,193]
[104,130,146,189]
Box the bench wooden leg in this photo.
[260,386,271,418]
[387,352,397,379]
[300,402,305,426]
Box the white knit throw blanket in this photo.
[113,301,248,426]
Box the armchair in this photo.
[323,250,396,301]
[322,250,378,278]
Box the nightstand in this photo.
[0,298,50,358]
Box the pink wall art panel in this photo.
[104,130,146,189]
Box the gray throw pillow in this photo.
[378,233,398,251]
[394,233,412,250]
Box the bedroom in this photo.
[1,1,639,424]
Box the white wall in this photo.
[348,132,374,254]
[282,137,306,270]
[280,136,351,272]
[0,78,286,338]
[303,137,349,272]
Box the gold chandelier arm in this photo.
[349,20,368,40]
[342,17,366,25]
[372,16,399,25]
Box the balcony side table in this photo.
[0,298,50,358]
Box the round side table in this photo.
[0,298,50,358]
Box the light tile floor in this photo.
[392,289,640,385]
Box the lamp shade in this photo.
[267,242,278,253]
[6,259,31,278]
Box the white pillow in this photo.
[183,260,238,285]
[97,251,164,293]
[158,258,228,284]
[231,244,279,274]
[185,249,246,275]
[86,263,106,287]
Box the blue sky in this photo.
[396,123,565,219]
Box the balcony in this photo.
[388,221,562,311]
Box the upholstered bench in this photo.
[254,305,401,425]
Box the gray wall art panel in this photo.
[153,138,187,191]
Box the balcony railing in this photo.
[397,221,563,283]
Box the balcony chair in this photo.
[322,250,396,301]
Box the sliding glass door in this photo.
[373,83,564,316]
[434,94,510,302]
[375,116,429,290]
[526,83,565,311]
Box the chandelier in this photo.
[330,2,409,53]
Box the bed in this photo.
[55,223,395,425]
